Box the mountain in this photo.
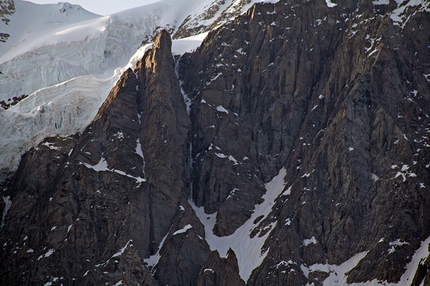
[0,0,266,183]
[1,0,430,285]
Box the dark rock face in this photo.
[0,0,14,43]
[0,0,14,26]
[2,0,430,285]
[197,248,245,286]
[179,1,430,284]
[0,30,198,285]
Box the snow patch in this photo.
[207,73,223,85]
[388,239,409,254]
[42,142,61,150]
[95,240,134,270]
[38,249,55,260]
[112,240,133,258]
[226,188,239,200]
[282,186,292,196]
[1,196,12,229]
[302,236,317,246]
[173,224,193,235]
[216,105,229,114]
[228,155,239,165]
[325,0,338,8]
[215,153,227,159]
[214,150,239,165]
[171,32,208,55]
[191,167,288,282]
[135,137,144,159]
[135,136,146,176]
[113,132,124,140]
[83,156,145,183]
[236,48,247,55]
[83,157,108,172]
[393,164,416,182]
[144,232,169,267]
[373,0,390,4]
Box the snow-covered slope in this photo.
[0,1,99,63]
[0,0,276,181]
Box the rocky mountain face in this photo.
[1,0,430,285]
[0,0,14,42]
[0,0,14,24]
[0,0,275,188]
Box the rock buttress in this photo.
[0,30,206,285]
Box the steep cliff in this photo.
[0,31,197,285]
[178,0,430,284]
[1,0,430,285]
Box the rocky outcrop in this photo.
[0,0,14,26]
[412,249,430,286]
[0,0,14,43]
[1,0,430,285]
[153,198,211,285]
[197,248,245,286]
